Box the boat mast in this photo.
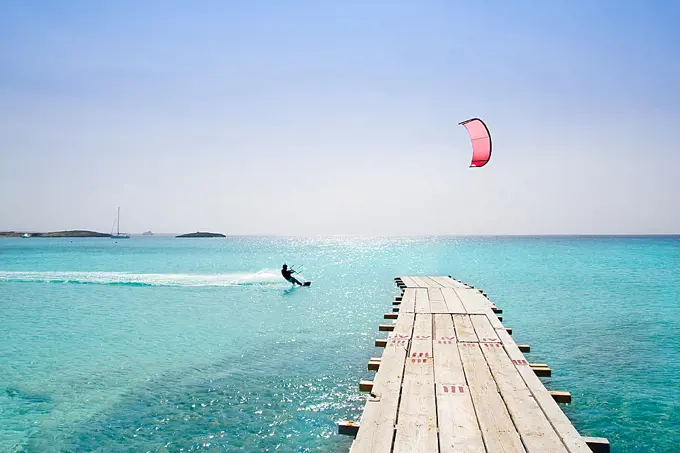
[117,207,120,236]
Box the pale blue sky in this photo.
[1,1,679,234]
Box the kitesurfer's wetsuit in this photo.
[281,264,303,286]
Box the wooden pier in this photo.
[340,276,609,453]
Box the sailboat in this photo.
[110,207,130,239]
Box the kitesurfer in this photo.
[281,264,304,286]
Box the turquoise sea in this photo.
[1,236,678,452]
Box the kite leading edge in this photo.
[459,118,492,167]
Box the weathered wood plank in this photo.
[441,287,466,313]
[400,288,417,313]
[427,287,448,313]
[415,288,431,313]
[386,312,415,349]
[405,314,433,376]
[351,314,415,453]
[470,314,501,343]
[453,314,478,342]
[497,329,592,453]
[453,287,488,314]
[398,276,418,288]
[423,276,444,287]
[481,342,568,452]
[445,277,470,288]
[410,276,432,288]
[394,313,437,452]
[350,399,398,453]
[433,314,485,453]
[430,276,457,288]
[458,342,526,452]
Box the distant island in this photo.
[175,231,226,238]
[0,230,111,238]
[142,231,154,236]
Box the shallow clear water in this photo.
[1,236,678,452]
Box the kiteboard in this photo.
[296,275,312,287]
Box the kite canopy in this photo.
[459,118,492,167]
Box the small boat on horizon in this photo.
[110,207,130,239]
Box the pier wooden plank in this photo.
[446,277,469,288]
[470,314,501,343]
[486,308,505,330]
[351,314,415,453]
[441,287,466,314]
[394,314,437,452]
[427,287,448,313]
[400,288,417,313]
[356,277,593,453]
[423,276,444,287]
[398,276,418,288]
[453,314,478,342]
[453,287,488,314]
[350,398,399,453]
[410,276,431,288]
[430,276,457,288]
[433,314,485,453]
[415,288,431,313]
[481,342,568,452]
[386,312,415,349]
[497,329,591,453]
[405,314,433,376]
[458,342,526,452]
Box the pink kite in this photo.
[459,118,492,167]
